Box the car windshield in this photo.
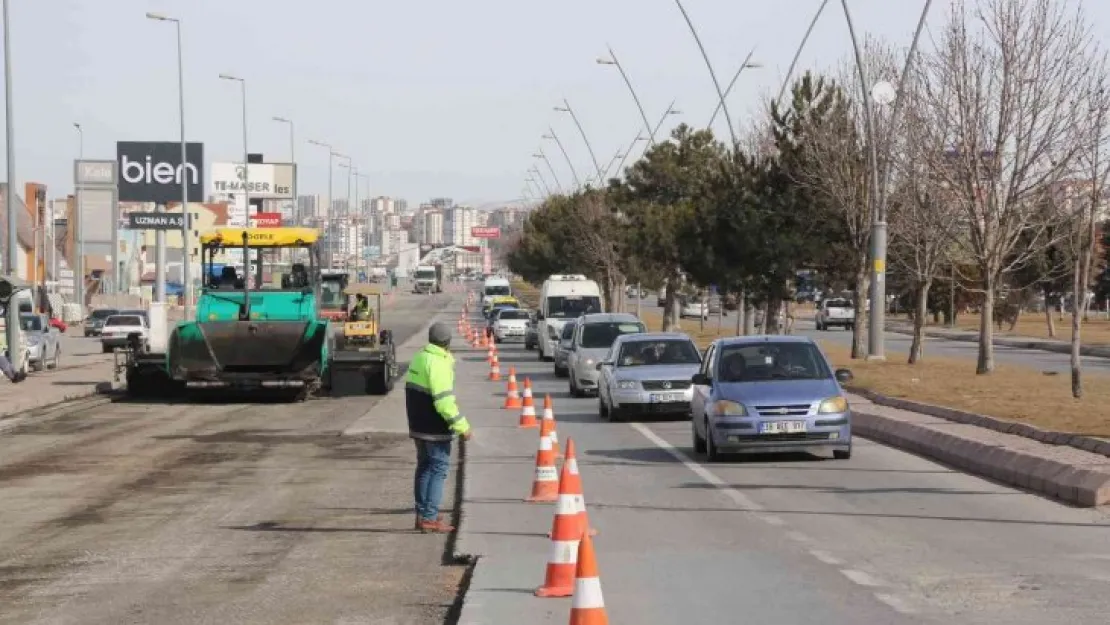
[716,342,831,382]
[485,285,511,297]
[617,339,700,367]
[320,280,345,308]
[546,296,602,319]
[560,323,577,340]
[498,309,529,320]
[826,299,851,308]
[580,321,645,349]
[105,315,142,327]
[19,315,43,332]
[90,309,118,320]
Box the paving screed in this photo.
[0,291,466,625]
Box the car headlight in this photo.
[616,380,638,390]
[584,358,595,367]
[817,396,849,414]
[712,400,747,416]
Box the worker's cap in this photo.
[428,322,452,347]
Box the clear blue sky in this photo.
[3,0,1107,206]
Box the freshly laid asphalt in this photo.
[456,307,1110,624]
[0,290,465,625]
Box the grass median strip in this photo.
[508,280,1108,435]
[891,311,1110,346]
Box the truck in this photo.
[413,265,438,294]
[814,297,855,331]
[535,274,603,362]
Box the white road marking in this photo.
[840,569,886,587]
[873,593,917,614]
[785,531,810,543]
[760,515,786,526]
[809,550,843,566]
[629,422,763,511]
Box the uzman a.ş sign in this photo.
[116,142,204,204]
[127,212,185,230]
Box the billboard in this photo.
[74,187,117,254]
[210,162,295,198]
[116,141,204,204]
[471,226,501,239]
[127,212,184,230]
[249,212,282,228]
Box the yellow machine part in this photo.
[343,320,378,338]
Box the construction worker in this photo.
[351,294,371,321]
[405,322,472,533]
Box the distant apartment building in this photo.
[370,196,394,215]
[421,210,444,246]
[429,197,452,210]
[331,198,349,219]
[444,206,477,247]
[395,198,410,215]
[297,194,323,222]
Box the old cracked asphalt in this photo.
[0,290,466,625]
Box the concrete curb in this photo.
[0,381,119,421]
[853,409,1110,507]
[885,323,1110,359]
[848,385,1110,459]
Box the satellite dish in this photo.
[871,81,896,105]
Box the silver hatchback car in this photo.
[566,313,646,397]
[597,332,702,421]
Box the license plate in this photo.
[650,392,683,403]
[759,420,807,434]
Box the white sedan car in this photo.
[100,314,148,353]
[492,308,531,343]
[679,299,709,320]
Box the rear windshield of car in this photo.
[498,310,529,320]
[825,299,851,308]
[580,321,645,349]
[716,342,831,382]
[485,285,511,296]
[617,339,701,366]
[19,315,43,332]
[105,315,142,327]
[561,322,577,340]
[90,309,118,319]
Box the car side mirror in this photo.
[691,372,710,386]
[595,362,605,371]
[835,368,854,384]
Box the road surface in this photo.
[460,328,1110,624]
[0,292,465,625]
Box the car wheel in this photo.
[705,418,722,462]
[48,347,60,370]
[102,345,112,354]
[30,358,44,372]
[598,398,609,421]
[569,376,582,398]
[833,448,852,460]
[554,364,567,378]
[692,419,707,454]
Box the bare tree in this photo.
[916,0,1095,374]
[1063,70,1110,398]
[564,192,625,309]
[794,40,900,359]
[889,67,963,364]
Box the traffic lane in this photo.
[636,419,1110,624]
[0,296,458,624]
[463,346,919,624]
[794,318,1110,375]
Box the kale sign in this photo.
[127,212,186,230]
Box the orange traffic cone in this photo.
[564,439,597,537]
[567,532,608,625]
[488,353,502,381]
[526,425,559,503]
[486,343,496,364]
[503,368,522,410]
[519,380,538,428]
[535,445,584,598]
[541,394,560,455]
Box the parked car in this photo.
[20,313,61,371]
[679,297,709,320]
[83,308,120,337]
[566,313,646,397]
[690,336,854,461]
[553,320,578,378]
[815,298,854,331]
[100,314,148,353]
[492,308,530,343]
[597,332,703,421]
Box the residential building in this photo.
[443,205,477,247]
[395,198,410,215]
[421,210,444,246]
[370,196,394,215]
[297,194,323,222]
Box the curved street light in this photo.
[554,99,605,183]
[776,0,831,107]
[543,129,581,187]
[707,50,762,128]
[672,0,737,144]
[597,45,658,147]
[532,149,563,192]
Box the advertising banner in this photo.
[116,141,204,204]
[127,212,185,230]
[471,226,501,239]
[249,212,282,228]
[210,162,295,198]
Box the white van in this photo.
[481,276,512,308]
[536,274,603,361]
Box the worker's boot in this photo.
[418,517,455,534]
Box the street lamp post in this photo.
[337,159,353,270]
[530,166,552,196]
[840,0,934,360]
[542,129,580,188]
[308,139,336,266]
[272,116,296,221]
[532,149,562,193]
[73,123,84,312]
[354,171,369,278]
[525,176,544,200]
[597,46,658,147]
[707,50,762,127]
[2,0,13,279]
[776,0,831,106]
[554,99,604,183]
[220,73,248,300]
[146,12,191,314]
[672,0,738,145]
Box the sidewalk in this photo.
[0,357,114,419]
